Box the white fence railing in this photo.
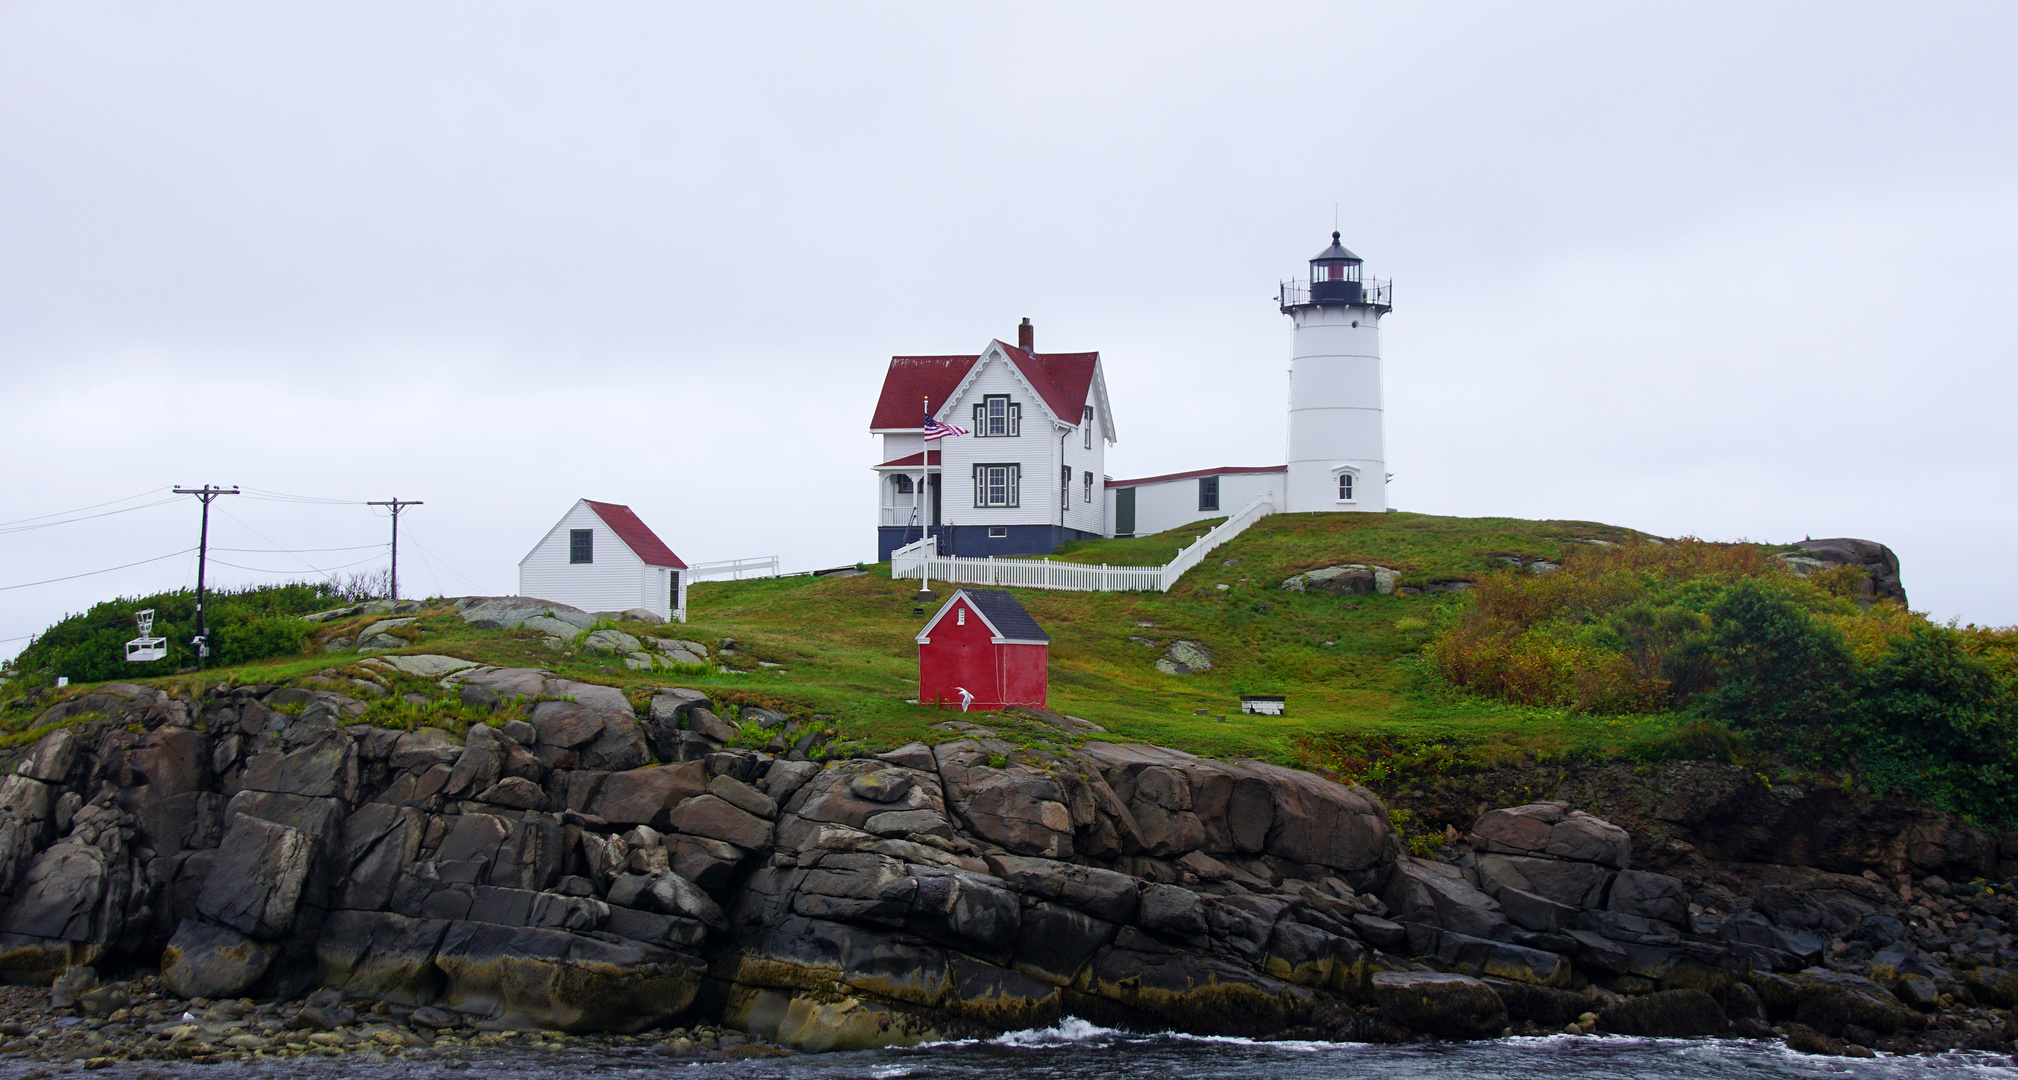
[890,494,1275,593]
[689,556,780,580]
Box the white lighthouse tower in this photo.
[1281,232,1391,513]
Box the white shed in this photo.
[518,499,690,622]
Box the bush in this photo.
[6,582,338,686]
[1695,578,1857,738]
[1855,625,2018,822]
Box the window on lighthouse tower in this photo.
[1338,473,1355,501]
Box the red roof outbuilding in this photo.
[583,500,687,569]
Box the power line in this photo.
[239,488,369,506]
[403,531,483,591]
[212,543,388,554]
[215,505,348,587]
[0,487,171,529]
[0,496,184,536]
[209,553,387,575]
[0,549,198,593]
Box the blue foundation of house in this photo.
[878,524,1099,562]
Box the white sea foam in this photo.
[989,1017,1124,1046]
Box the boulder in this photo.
[0,841,107,941]
[160,919,277,999]
[935,743,1073,859]
[1368,971,1508,1039]
[1471,803,1630,868]
[432,921,704,1032]
[1139,883,1209,937]
[531,702,606,748]
[668,794,774,850]
[1789,538,1907,606]
[455,597,595,632]
[1433,931,1571,987]
[389,728,463,771]
[590,763,707,827]
[1607,869,1689,928]
[1788,969,1927,1037]
[850,770,915,804]
[985,855,1140,923]
[908,867,1021,953]
[582,629,643,655]
[1155,640,1212,675]
[1475,853,1612,910]
[1381,857,1509,939]
[707,774,778,819]
[18,729,81,783]
[1599,987,1729,1037]
[1280,564,1398,596]
[198,815,315,938]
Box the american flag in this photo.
[923,414,968,441]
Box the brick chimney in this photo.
[1017,318,1033,352]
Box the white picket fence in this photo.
[890,494,1275,593]
[689,556,780,580]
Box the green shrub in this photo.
[6,582,337,686]
[1855,625,2018,822]
[1695,578,1857,739]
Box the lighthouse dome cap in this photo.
[1312,231,1362,264]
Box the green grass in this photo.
[0,511,1704,772]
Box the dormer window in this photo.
[974,395,1020,437]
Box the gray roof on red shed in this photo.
[957,589,1048,643]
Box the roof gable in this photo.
[871,344,1106,435]
[916,588,1049,644]
[583,500,687,569]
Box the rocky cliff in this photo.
[0,663,2012,1061]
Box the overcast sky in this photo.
[4,2,2015,662]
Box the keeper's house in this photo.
[870,319,1116,560]
[917,588,1049,710]
[519,499,689,622]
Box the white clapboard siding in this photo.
[519,500,659,617]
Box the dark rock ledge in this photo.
[0,669,2011,1062]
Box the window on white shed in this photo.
[569,529,593,564]
[1198,476,1219,512]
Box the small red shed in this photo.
[916,588,1049,710]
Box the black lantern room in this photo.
[1308,231,1364,304]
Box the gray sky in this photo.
[4,2,2015,662]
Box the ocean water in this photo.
[7,1021,2015,1080]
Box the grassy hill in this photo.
[0,511,1692,768]
[7,506,2013,830]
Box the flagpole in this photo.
[922,396,932,596]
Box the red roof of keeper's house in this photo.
[870,343,1101,430]
[583,500,687,569]
[1105,465,1286,488]
[875,451,942,468]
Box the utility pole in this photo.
[366,498,423,600]
[172,485,239,666]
